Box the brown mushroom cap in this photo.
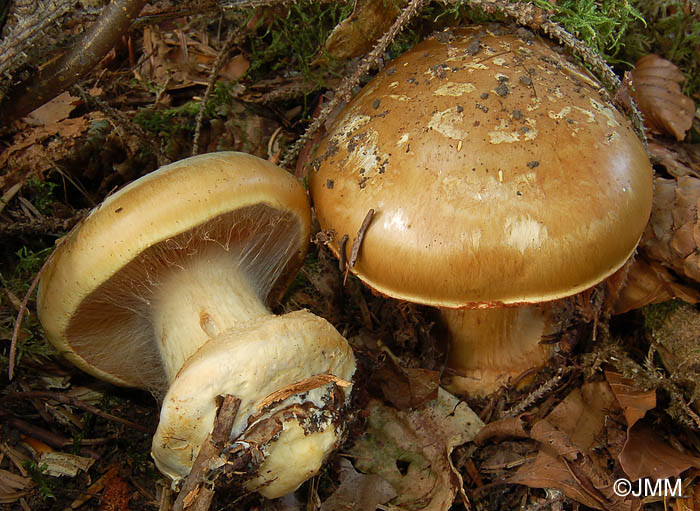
[38,152,311,389]
[309,26,653,308]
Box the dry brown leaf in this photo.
[23,91,80,126]
[486,383,640,511]
[631,54,695,141]
[641,175,700,284]
[615,257,700,314]
[320,459,397,511]
[605,372,656,428]
[320,0,406,63]
[509,452,609,510]
[219,54,250,82]
[370,354,439,410]
[0,469,32,504]
[619,426,700,481]
[648,140,700,179]
[351,389,483,511]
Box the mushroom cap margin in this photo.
[309,26,654,307]
[37,152,312,387]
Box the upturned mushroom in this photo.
[308,25,653,395]
[37,152,356,498]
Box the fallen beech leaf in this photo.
[320,459,396,511]
[510,452,608,510]
[631,54,695,141]
[219,54,250,81]
[615,257,700,314]
[320,0,406,63]
[619,426,700,481]
[604,372,656,428]
[497,383,640,511]
[370,355,439,410]
[648,140,700,179]
[351,388,483,511]
[641,175,700,284]
[23,92,80,126]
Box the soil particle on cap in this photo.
[456,105,464,113]
[326,179,334,189]
[512,109,522,120]
[480,92,489,99]
[495,82,509,97]
[408,77,417,84]
[387,68,396,75]
[476,103,489,113]
[519,75,533,86]
[527,160,540,168]
[466,38,481,56]
[372,99,380,109]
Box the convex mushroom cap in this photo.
[309,25,653,394]
[38,152,356,497]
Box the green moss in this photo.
[642,299,685,332]
[629,0,700,96]
[532,0,646,64]
[246,0,353,83]
[133,101,201,139]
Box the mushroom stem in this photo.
[441,306,555,396]
[152,246,269,382]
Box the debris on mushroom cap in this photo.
[37,152,311,390]
[309,25,654,308]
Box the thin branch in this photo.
[279,0,428,169]
[8,255,52,381]
[192,23,247,156]
[3,391,152,433]
[72,85,169,166]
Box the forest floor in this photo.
[1,1,700,510]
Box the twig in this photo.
[71,85,169,166]
[279,0,428,169]
[173,395,241,511]
[0,210,87,237]
[349,209,375,270]
[192,23,247,155]
[337,234,349,273]
[501,366,573,419]
[0,410,100,459]
[8,254,53,381]
[0,0,147,124]
[3,391,152,433]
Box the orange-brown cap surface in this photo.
[309,25,653,308]
[38,152,311,388]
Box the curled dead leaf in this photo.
[631,54,695,141]
[604,371,656,429]
[641,175,700,285]
[615,257,700,314]
[350,389,483,511]
[619,426,700,482]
